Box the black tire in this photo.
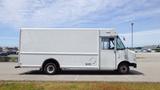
[118,63,129,74]
[43,63,57,75]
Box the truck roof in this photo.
[20,28,118,37]
[21,28,114,31]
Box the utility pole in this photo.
[131,22,134,48]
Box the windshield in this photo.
[116,36,125,50]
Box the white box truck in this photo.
[15,28,137,74]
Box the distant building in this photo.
[142,45,157,50]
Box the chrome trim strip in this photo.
[20,52,98,55]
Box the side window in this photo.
[101,37,115,50]
[101,37,109,50]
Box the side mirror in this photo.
[123,37,125,41]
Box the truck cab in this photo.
[100,30,136,73]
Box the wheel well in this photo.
[42,58,60,70]
[118,61,130,68]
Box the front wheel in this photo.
[118,63,129,74]
[44,63,57,75]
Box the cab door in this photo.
[100,37,116,70]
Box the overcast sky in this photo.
[0,0,160,47]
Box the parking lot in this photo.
[0,53,160,82]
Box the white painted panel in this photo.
[18,28,118,70]
[116,50,126,68]
[19,53,99,69]
[20,29,99,53]
[100,50,116,70]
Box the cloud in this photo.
[0,0,160,46]
[0,0,159,28]
[0,0,111,27]
[120,29,160,47]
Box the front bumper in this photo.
[15,66,21,68]
[130,63,137,68]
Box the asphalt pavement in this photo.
[0,53,160,82]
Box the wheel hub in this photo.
[120,66,127,73]
[47,65,55,74]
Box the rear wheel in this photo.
[118,63,129,74]
[44,63,57,75]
